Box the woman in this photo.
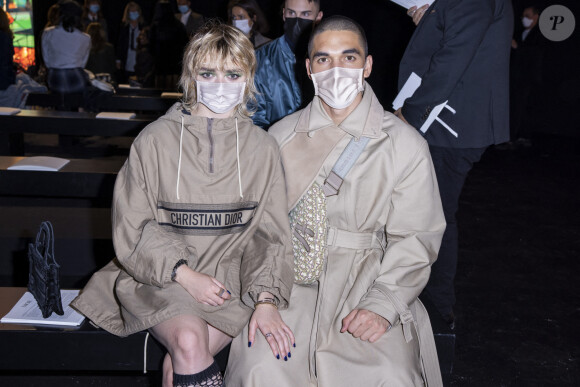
[85,22,116,80]
[72,22,295,387]
[42,0,91,94]
[81,0,108,40]
[227,0,271,49]
[116,1,145,84]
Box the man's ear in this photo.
[315,11,323,23]
[305,58,312,79]
[363,55,373,78]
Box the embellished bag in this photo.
[289,183,328,284]
[27,221,64,318]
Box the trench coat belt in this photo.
[326,226,386,250]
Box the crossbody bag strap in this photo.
[322,136,371,197]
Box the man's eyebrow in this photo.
[343,48,362,55]
[312,51,329,59]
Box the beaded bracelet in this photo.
[254,297,278,309]
[171,259,188,282]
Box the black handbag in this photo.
[27,221,64,318]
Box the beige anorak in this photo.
[72,103,294,338]
[225,84,445,386]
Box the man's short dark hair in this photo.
[307,15,368,59]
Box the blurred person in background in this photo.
[81,0,108,41]
[227,0,271,49]
[116,1,146,84]
[85,22,116,82]
[175,0,204,36]
[150,0,189,90]
[42,0,91,95]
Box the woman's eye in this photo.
[227,73,242,80]
[200,72,214,79]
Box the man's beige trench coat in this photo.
[225,84,446,386]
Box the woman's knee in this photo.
[169,327,208,361]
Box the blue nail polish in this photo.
[248,341,252,347]
[284,356,288,361]
[288,352,291,358]
[227,290,231,295]
[293,343,296,348]
[276,354,280,359]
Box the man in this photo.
[175,0,204,36]
[396,0,513,328]
[252,0,322,129]
[226,16,445,386]
[510,5,544,147]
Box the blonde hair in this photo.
[179,21,257,116]
[122,1,144,25]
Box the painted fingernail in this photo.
[276,354,280,360]
[227,290,231,295]
[248,341,252,347]
[293,343,296,348]
[284,356,288,361]
[288,352,291,358]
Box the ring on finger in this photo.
[217,288,225,297]
[265,333,273,338]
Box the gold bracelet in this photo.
[254,298,278,309]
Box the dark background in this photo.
[30,0,580,138]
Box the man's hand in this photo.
[407,4,430,26]
[394,108,410,125]
[174,265,231,306]
[341,309,391,343]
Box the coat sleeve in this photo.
[239,151,294,310]
[251,49,271,129]
[402,0,494,129]
[356,139,445,326]
[111,135,197,288]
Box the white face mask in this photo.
[196,81,246,114]
[310,66,365,110]
[522,16,534,28]
[233,19,252,35]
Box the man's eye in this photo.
[317,57,329,63]
[345,55,356,61]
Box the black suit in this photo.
[398,0,513,320]
[510,25,545,140]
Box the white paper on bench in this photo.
[0,107,21,115]
[1,290,85,326]
[7,156,70,171]
[390,0,433,9]
[96,111,136,120]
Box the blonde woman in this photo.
[72,22,295,387]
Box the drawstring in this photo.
[143,332,150,374]
[176,116,184,200]
[235,117,243,199]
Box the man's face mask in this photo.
[196,81,246,114]
[522,16,534,28]
[310,66,365,110]
[284,17,314,51]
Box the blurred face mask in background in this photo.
[129,11,140,21]
[178,5,190,14]
[89,4,100,14]
[522,16,534,28]
[233,19,252,35]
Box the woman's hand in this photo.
[174,265,231,306]
[248,304,295,361]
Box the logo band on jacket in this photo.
[157,201,258,236]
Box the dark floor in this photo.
[2,133,579,386]
[449,134,580,386]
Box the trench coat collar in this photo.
[295,82,384,139]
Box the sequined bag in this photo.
[289,182,328,284]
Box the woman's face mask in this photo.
[310,66,365,110]
[233,19,252,36]
[129,11,140,21]
[178,5,190,14]
[196,81,246,114]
